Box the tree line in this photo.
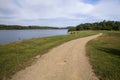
[0,25,59,30]
[68,20,120,31]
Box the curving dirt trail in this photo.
[11,33,102,80]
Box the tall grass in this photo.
[0,31,98,80]
[87,31,120,80]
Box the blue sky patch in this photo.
[82,0,100,4]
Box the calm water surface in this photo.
[0,29,68,44]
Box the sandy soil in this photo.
[11,33,102,80]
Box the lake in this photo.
[0,29,68,44]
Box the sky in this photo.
[0,0,120,27]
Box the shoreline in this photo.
[0,29,68,45]
[0,31,99,80]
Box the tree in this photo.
[69,20,120,31]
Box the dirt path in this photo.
[11,33,102,80]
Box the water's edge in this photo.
[0,29,68,44]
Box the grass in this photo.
[0,30,99,80]
[87,31,120,80]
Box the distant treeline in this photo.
[0,25,61,30]
[68,20,120,31]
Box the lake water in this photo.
[0,29,68,44]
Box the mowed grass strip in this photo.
[0,31,98,80]
[87,31,120,80]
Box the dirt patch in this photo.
[11,33,102,80]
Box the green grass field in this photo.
[0,31,99,80]
[87,31,120,80]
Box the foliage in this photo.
[68,27,76,32]
[0,25,59,30]
[70,20,120,31]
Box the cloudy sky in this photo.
[0,0,120,27]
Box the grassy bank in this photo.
[0,31,99,80]
[87,31,120,80]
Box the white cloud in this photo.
[7,0,94,19]
[0,0,17,10]
[0,0,120,26]
[90,0,120,20]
